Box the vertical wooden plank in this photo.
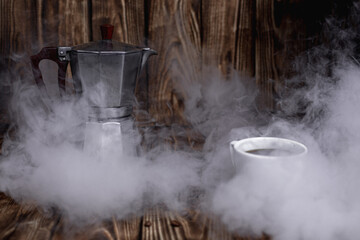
[255,0,323,111]
[0,0,11,62]
[201,0,236,75]
[0,193,20,239]
[0,0,40,124]
[0,0,14,126]
[8,0,38,56]
[113,216,142,240]
[272,0,340,96]
[202,0,255,76]
[91,0,144,45]
[2,202,59,240]
[147,0,202,124]
[233,0,255,76]
[206,215,233,240]
[55,216,141,240]
[255,0,278,110]
[35,1,60,47]
[8,0,90,49]
[0,0,89,58]
[254,0,334,111]
[140,209,270,240]
[142,208,186,240]
[58,0,90,46]
[142,208,165,240]
[272,0,308,80]
[0,0,39,72]
[173,210,208,240]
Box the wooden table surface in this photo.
[0,192,270,240]
[0,127,270,240]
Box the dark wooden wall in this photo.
[0,0,354,124]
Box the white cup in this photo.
[230,137,308,183]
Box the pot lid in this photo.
[71,24,145,54]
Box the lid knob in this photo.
[100,24,114,40]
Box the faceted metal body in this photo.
[70,51,141,119]
[59,43,156,120]
[31,25,156,156]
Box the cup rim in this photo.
[230,137,308,159]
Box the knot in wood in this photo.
[170,220,181,227]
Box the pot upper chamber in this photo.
[62,24,156,120]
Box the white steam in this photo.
[209,7,360,239]
[212,65,360,240]
[0,78,202,222]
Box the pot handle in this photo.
[30,47,69,96]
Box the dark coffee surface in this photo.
[246,148,296,157]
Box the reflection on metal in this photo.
[31,24,157,156]
[59,25,157,119]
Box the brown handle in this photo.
[30,47,69,96]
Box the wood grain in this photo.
[0,193,59,240]
[141,208,271,240]
[62,216,141,240]
[202,0,238,75]
[0,193,273,240]
[0,0,12,62]
[255,0,279,110]
[0,0,90,99]
[91,0,144,45]
[233,0,255,76]
[272,0,308,80]
[201,0,255,77]
[7,208,58,240]
[1,182,270,240]
[142,208,210,240]
[0,0,39,79]
[147,0,202,125]
[0,193,19,239]
[35,0,60,47]
[6,0,38,55]
[58,0,90,46]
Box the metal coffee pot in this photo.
[31,24,156,156]
[31,24,157,120]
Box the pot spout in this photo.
[140,48,157,73]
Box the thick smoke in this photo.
[0,61,202,222]
[211,65,360,240]
[1,2,360,239]
[210,3,360,240]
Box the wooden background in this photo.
[0,0,354,125]
[0,1,357,239]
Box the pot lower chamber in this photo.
[83,116,139,158]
